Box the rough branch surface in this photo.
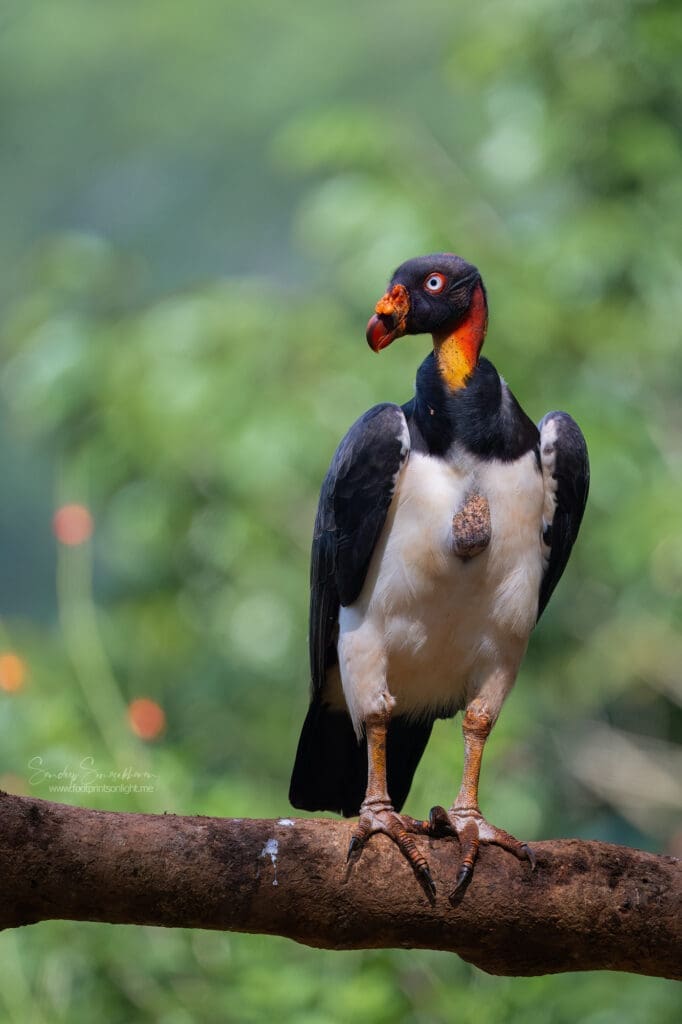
[1,791,679,979]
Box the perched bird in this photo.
[289,253,589,893]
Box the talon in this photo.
[428,805,450,833]
[419,864,436,896]
[431,805,534,890]
[347,835,362,861]
[346,804,433,893]
[453,863,472,895]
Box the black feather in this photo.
[289,699,435,817]
[410,354,540,461]
[289,700,366,817]
[537,411,590,619]
[308,403,409,697]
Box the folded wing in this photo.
[291,403,432,815]
[537,411,590,620]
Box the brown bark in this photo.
[1,791,679,979]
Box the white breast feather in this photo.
[337,448,546,731]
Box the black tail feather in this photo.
[289,701,366,817]
[289,699,434,818]
[386,714,435,813]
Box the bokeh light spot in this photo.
[0,773,28,795]
[0,652,27,693]
[53,503,94,545]
[128,698,166,740]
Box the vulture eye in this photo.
[424,273,446,294]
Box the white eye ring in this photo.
[424,273,446,293]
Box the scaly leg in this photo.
[429,705,535,894]
[347,711,434,894]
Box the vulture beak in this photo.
[366,284,410,352]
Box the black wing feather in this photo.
[537,411,590,620]
[309,402,409,695]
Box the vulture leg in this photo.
[429,705,535,897]
[347,710,434,895]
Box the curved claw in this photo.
[452,863,472,895]
[431,807,535,892]
[419,864,436,896]
[428,805,451,834]
[346,806,434,894]
[347,835,362,862]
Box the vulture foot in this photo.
[428,805,535,899]
[347,801,435,896]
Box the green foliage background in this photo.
[0,1,680,1020]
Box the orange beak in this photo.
[366,284,410,352]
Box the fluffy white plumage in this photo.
[332,412,547,737]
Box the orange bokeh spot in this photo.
[0,773,28,796]
[53,504,94,546]
[0,653,27,693]
[128,698,166,740]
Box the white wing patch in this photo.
[391,411,411,490]
[540,415,559,570]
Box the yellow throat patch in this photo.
[434,282,488,391]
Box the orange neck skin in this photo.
[432,282,488,391]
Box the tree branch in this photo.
[1,791,679,978]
